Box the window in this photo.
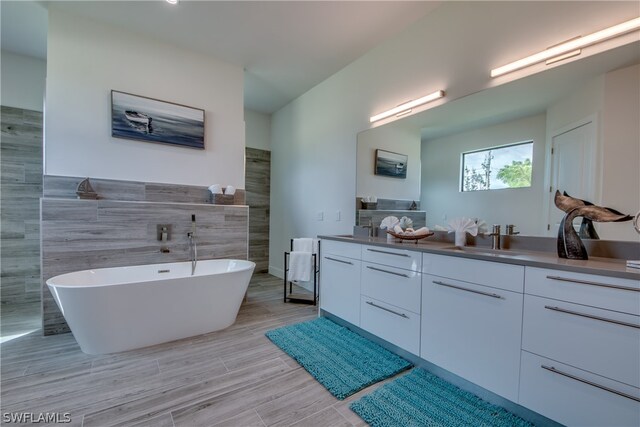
[461,141,533,192]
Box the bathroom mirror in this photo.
[356,42,640,241]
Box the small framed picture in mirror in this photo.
[375,149,407,179]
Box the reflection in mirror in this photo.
[356,43,640,241]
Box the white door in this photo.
[547,118,597,236]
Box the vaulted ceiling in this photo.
[1,1,441,113]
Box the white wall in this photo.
[545,76,604,134]
[45,10,245,187]
[244,109,271,151]
[269,1,638,275]
[544,64,639,241]
[599,64,640,241]
[356,125,421,200]
[1,50,46,112]
[421,114,547,235]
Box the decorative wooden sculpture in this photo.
[554,191,632,259]
[76,178,99,200]
[555,191,600,239]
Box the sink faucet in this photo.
[506,224,519,235]
[361,219,374,237]
[188,214,197,275]
[487,224,501,250]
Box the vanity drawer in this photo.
[362,245,421,271]
[422,253,524,293]
[519,351,640,427]
[421,274,523,402]
[522,294,640,388]
[321,240,361,260]
[360,296,420,355]
[361,262,421,314]
[525,267,640,315]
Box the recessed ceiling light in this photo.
[166,0,179,5]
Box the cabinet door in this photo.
[320,254,361,326]
[421,274,523,402]
[520,351,640,427]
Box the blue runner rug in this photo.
[350,368,534,427]
[265,317,411,399]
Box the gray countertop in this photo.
[319,234,640,281]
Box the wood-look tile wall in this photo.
[43,175,246,205]
[1,106,43,305]
[245,148,270,273]
[355,197,426,228]
[41,176,249,336]
[355,197,420,211]
[357,210,427,229]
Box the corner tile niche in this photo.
[41,175,249,336]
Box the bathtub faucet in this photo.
[188,214,197,275]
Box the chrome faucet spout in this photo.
[188,214,198,275]
[187,233,198,275]
[486,224,501,250]
[505,224,520,236]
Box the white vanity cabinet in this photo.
[420,253,524,402]
[360,244,422,355]
[519,267,640,427]
[319,240,362,326]
[319,237,640,426]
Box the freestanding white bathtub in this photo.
[46,259,255,355]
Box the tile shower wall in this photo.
[355,198,426,229]
[245,148,270,273]
[1,106,43,305]
[41,176,249,336]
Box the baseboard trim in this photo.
[269,266,284,279]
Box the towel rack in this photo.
[284,239,320,305]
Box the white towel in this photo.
[380,216,400,230]
[288,252,312,281]
[287,238,318,282]
[225,185,236,195]
[293,238,314,253]
[208,184,222,194]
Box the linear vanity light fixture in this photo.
[369,90,445,123]
[491,17,640,78]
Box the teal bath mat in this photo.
[350,369,534,427]
[265,317,411,399]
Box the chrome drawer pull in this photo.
[546,275,639,292]
[324,256,353,265]
[433,280,503,299]
[544,305,640,329]
[365,301,409,318]
[367,248,410,257]
[541,365,640,403]
[366,266,409,278]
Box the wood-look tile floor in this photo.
[0,301,41,343]
[0,274,391,426]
